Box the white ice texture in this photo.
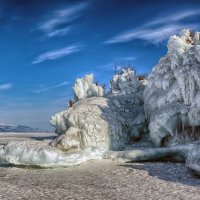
[144,29,200,147]
[73,74,104,102]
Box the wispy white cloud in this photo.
[148,9,200,26]
[39,2,89,37]
[47,27,72,37]
[0,83,12,91]
[34,81,69,93]
[105,9,200,44]
[106,24,198,44]
[32,45,81,64]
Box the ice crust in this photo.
[0,140,104,167]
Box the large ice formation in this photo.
[50,68,147,152]
[0,68,147,166]
[144,29,200,147]
[114,29,200,175]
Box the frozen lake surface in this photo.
[0,132,199,200]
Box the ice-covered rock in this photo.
[50,68,147,152]
[144,29,200,147]
[73,74,104,102]
[106,29,200,175]
[50,97,110,150]
[50,127,82,151]
[0,68,147,167]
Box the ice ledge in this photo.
[0,140,104,167]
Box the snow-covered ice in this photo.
[144,29,200,147]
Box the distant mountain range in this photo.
[0,124,49,133]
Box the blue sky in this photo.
[0,0,200,130]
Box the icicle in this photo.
[192,126,195,138]
[174,128,178,141]
[182,122,185,132]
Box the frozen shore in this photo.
[0,160,200,200]
[0,132,199,200]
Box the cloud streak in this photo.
[106,24,190,44]
[46,27,72,37]
[34,81,69,93]
[32,45,81,64]
[144,25,189,43]
[148,9,200,26]
[0,83,12,91]
[105,9,200,44]
[39,2,89,37]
